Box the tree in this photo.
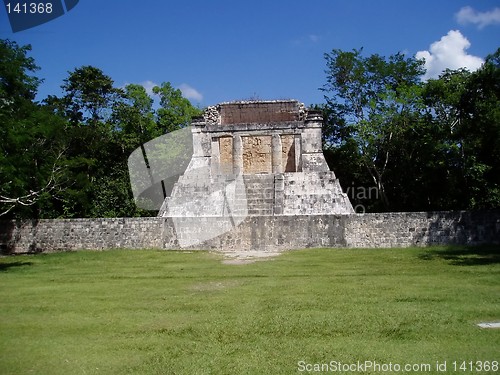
[421,49,500,209]
[0,39,68,218]
[0,149,65,217]
[51,66,131,217]
[111,84,157,152]
[323,46,499,212]
[0,39,41,103]
[457,49,500,208]
[92,83,160,218]
[420,69,472,209]
[322,49,425,210]
[59,65,123,126]
[108,83,202,217]
[153,82,201,133]
[43,77,203,218]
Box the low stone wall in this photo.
[0,218,164,253]
[0,210,499,254]
[344,211,500,248]
[167,215,347,252]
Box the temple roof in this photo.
[203,100,306,125]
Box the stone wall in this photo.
[0,218,164,253]
[344,211,500,248]
[282,172,353,215]
[1,210,498,254]
[242,135,272,174]
[218,101,304,124]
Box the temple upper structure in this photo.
[158,100,354,218]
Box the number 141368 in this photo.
[6,2,53,14]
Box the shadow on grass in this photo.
[0,261,34,272]
[418,245,500,266]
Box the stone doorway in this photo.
[281,134,296,172]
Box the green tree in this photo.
[0,40,40,103]
[44,66,124,217]
[457,49,500,208]
[1,43,210,219]
[153,82,202,133]
[0,39,68,218]
[111,84,157,152]
[322,49,425,210]
[108,83,202,217]
[59,65,123,126]
[420,69,472,209]
[92,83,160,218]
[421,49,500,209]
[323,47,499,212]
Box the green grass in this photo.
[0,246,499,374]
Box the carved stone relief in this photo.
[219,136,233,175]
[242,136,272,174]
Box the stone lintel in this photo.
[204,121,304,133]
[217,100,304,124]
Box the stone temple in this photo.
[158,100,353,223]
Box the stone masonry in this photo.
[158,100,354,219]
[1,210,499,253]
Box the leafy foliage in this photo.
[322,49,426,210]
[153,82,202,133]
[322,47,500,211]
[1,39,498,218]
[1,39,201,219]
[0,40,68,218]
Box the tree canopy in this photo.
[322,47,500,212]
[0,39,201,219]
[1,39,498,218]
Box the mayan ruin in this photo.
[158,100,354,219]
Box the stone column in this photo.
[294,134,301,172]
[303,110,323,153]
[233,135,243,175]
[301,110,328,172]
[271,134,283,174]
[191,123,204,157]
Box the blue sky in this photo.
[1,0,499,107]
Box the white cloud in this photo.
[456,6,500,29]
[415,30,484,80]
[178,83,203,102]
[292,34,321,45]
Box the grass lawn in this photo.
[0,246,499,374]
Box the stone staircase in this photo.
[242,175,275,216]
[159,171,354,217]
